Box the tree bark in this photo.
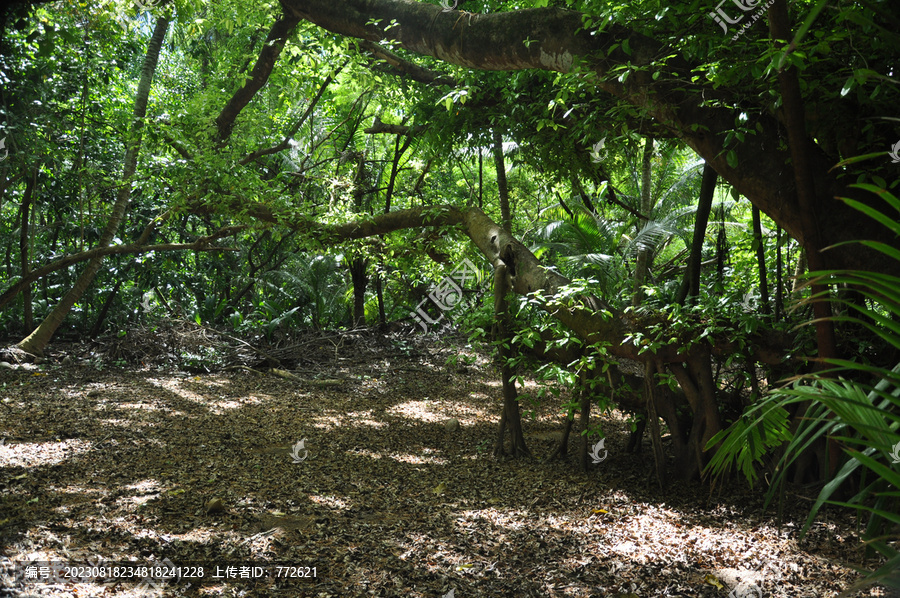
[19,168,36,331]
[214,11,301,143]
[752,206,770,315]
[669,353,722,480]
[676,163,716,305]
[349,256,368,327]
[383,125,412,214]
[375,267,386,326]
[715,203,728,293]
[645,361,668,488]
[492,128,511,232]
[768,0,837,362]
[16,16,170,356]
[492,261,530,459]
[775,226,783,321]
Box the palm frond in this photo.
[705,183,900,594]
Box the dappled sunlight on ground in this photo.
[0,334,884,597]
[344,410,389,428]
[309,494,350,510]
[387,400,449,423]
[0,439,92,468]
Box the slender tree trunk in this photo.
[492,129,511,232]
[19,168,37,331]
[90,278,124,338]
[645,361,668,489]
[17,16,170,355]
[477,147,483,209]
[715,203,728,293]
[349,257,368,327]
[493,261,530,459]
[775,226,783,321]
[676,163,716,304]
[383,131,411,214]
[791,248,806,299]
[632,137,654,306]
[752,206,770,315]
[768,0,837,362]
[413,156,434,197]
[375,266,386,325]
[571,175,597,214]
[577,370,597,471]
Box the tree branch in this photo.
[283,0,893,275]
[364,115,426,136]
[214,10,301,143]
[357,40,456,86]
[239,62,345,165]
[0,226,245,310]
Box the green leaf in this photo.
[726,150,738,169]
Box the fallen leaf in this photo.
[704,574,724,589]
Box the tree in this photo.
[15,11,170,355]
[1,0,895,483]
[285,0,899,279]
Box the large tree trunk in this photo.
[769,0,841,480]
[16,16,170,356]
[284,0,896,278]
[767,0,837,363]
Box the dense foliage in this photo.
[0,0,898,590]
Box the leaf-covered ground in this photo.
[0,329,895,597]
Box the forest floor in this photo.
[0,324,895,598]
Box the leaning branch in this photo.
[357,40,457,86]
[239,63,345,166]
[364,115,427,136]
[283,0,892,276]
[0,226,245,310]
[214,11,301,143]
